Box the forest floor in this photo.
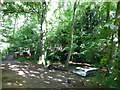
[1,55,95,88]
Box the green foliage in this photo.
[16,57,36,62]
[1,48,8,54]
[1,53,7,60]
[8,24,38,47]
[100,56,109,65]
[46,59,53,66]
[1,48,8,60]
[1,1,119,88]
[92,70,119,88]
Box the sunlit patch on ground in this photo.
[2,61,94,88]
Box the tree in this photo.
[65,0,79,69]
[116,1,120,69]
[37,0,50,66]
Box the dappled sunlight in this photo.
[40,74,44,79]
[19,65,28,68]
[51,78,63,82]
[44,81,50,84]
[44,72,48,74]
[1,0,119,88]
[18,71,26,76]
[73,80,76,83]
[9,65,18,68]
[9,68,19,71]
[30,71,39,74]
[7,82,12,86]
[1,63,4,66]
[57,74,62,77]
[1,64,5,69]
[53,78,58,81]
[22,80,26,83]
[62,82,66,85]
[48,76,53,79]
[36,76,40,79]
[2,60,95,88]
[61,76,65,77]
[6,82,23,87]
[2,61,50,79]
[8,63,11,66]
[68,77,74,79]
[58,79,62,82]
[37,68,44,71]
[3,77,25,87]
[30,74,36,77]
[49,70,55,72]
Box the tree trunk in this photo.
[105,2,111,75]
[106,2,120,73]
[41,19,47,66]
[0,0,3,7]
[38,0,49,66]
[65,0,78,69]
[13,14,17,38]
[116,1,120,69]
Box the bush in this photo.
[1,48,8,60]
[16,57,36,62]
[92,69,119,88]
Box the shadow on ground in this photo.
[1,60,92,88]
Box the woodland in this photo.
[0,0,120,89]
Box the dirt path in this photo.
[1,57,93,88]
[5,55,14,61]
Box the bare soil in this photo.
[1,56,93,88]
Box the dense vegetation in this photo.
[0,0,120,88]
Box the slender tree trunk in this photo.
[116,1,120,69]
[65,0,78,69]
[41,18,47,66]
[37,3,42,64]
[38,0,50,66]
[0,0,3,28]
[0,0,3,7]
[0,2,2,7]
[106,2,110,22]
[105,2,111,74]
[13,14,17,38]
[107,2,120,73]
[38,1,46,66]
